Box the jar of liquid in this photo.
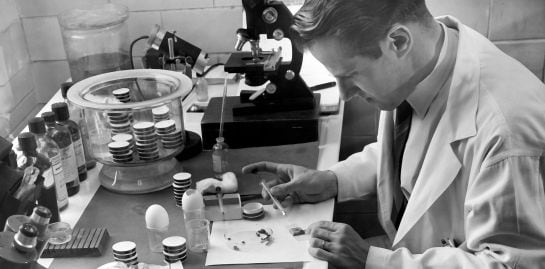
[58,3,131,82]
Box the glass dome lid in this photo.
[67,69,193,111]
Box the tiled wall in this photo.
[1,0,544,138]
[339,0,545,159]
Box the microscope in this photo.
[201,0,320,149]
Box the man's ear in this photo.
[387,24,412,58]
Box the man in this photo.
[242,0,545,268]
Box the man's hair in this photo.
[291,0,433,59]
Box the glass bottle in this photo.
[61,82,96,170]
[195,73,209,102]
[42,111,80,196]
[52,102,87,182]
[28,117,69,211]
[212,137,229,179]
[12,223,38,255]
[17,133,60,223]
[29,206,52,258]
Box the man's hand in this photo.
[241,161,338,207]
[307,221,370,269]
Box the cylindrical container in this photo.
[185,219,209,253]
[67,69,192,193]
[58,4,130,83]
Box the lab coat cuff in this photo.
[329,162,357,202]
[365,246,391,269]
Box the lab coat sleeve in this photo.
[328,142,379,202]
[365,155,545,269]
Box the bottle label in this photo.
[50,153,68,206]
[42,167,54,188]
[73,138,86,167]
[60,145,78,184]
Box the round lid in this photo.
[60,82,74,99]
[33,205,52,219]
[133,122,155,131]
[242,202,264,215]
[112,241,136,253]
[173,172,191,181]
[155,120,175,130]
[51,102,70,121]
[112,88,130,96]
[58,3,129,30]
[41,111,56,124]
[151,105,169,115]
[19,223,38,238]
[162,236,186,248]
[108,141,130,150]
[28,117,46,134]
[18,132,37,152]
[111,134,133,142]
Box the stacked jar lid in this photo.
[133,122,159,161]
[172,172,192,207]
[162,236,187,264]
[107,111,132,135]
[112,88,131,103]
[112,241,138,266]
[152,105,170,122]
[155,120,183,149]
[108,141,133,163]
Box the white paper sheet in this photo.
[205,199,334,266]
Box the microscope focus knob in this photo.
[273,29,284,41]
[262,7,278,24]
[285,70,295,80]
[265,83,277,94]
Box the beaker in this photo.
[58,3,131,82]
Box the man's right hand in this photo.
[241,161,338,207]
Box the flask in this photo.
[195,73,209,102]
[17,133,60,223]
[61,82,96,170]
[28,117,69,211]
[28,206,52,257]
[52,102,87,182]
[42,111,80,196]
[212,137,229,179]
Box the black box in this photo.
[201,95,320,149]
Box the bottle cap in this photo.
[33,205,53,219]
[41,111,56,124]
[19,223,38,238]
[18,132,37,152]
[51,102,70,121]
[60,82,74,99]
[28,117,46,134]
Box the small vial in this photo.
[195,73,209,102]
[212,137,229,179]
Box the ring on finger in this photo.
[321,239,326,250]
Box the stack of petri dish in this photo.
[152,105,170,122]
[155,120,183,149]
[133,121,159,161]
[172,172,192,207]
[108,112,132,135]
[242,202,265,220]
[162,236,187,264]
[112,241,138,267]
[108,141,133,163]
[112,133,134,149]
[112,88,131,103]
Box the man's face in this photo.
[308,37,409,111]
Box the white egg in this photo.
[145,204,169,229]
[181,189,204,211]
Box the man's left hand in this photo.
[307,221,370,269]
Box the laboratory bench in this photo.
[21,74,345,269]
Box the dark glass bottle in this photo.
[17,133,60,223]
[28,117,69,210]
[42,111,80,196]
[52,102,87,182]
[61,82,96,170]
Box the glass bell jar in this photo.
[67,69,192,193]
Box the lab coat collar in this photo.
[392,16,479,246]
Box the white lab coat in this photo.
[330,16,545,268]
